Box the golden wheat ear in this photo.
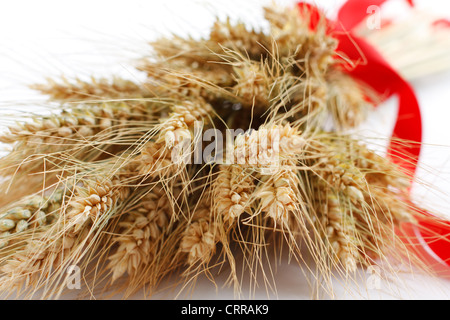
[0,99,162,178]
[302,135,434,281]
[0,159,132,298]
[30,76,149,103]
[106,184,179,282]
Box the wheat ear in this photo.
[0,170,129,297]
[31,76,149,102]
[107,184,177,282]
[131,98,214,178]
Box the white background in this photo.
[0,0,450,300]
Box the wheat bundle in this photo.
[0,3,448,300]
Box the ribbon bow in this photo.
[297,0,450,275]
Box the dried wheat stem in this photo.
[361,11,450,80]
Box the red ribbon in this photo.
[297,0,450,273]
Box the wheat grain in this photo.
[254,164,300,226]
[214,165,255,226]
[107,185,176,281]
[67,176,130,233]
[180,219,217,266]
[232,124,305,169]
[179,203,219,266]
[309,135,416,273]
